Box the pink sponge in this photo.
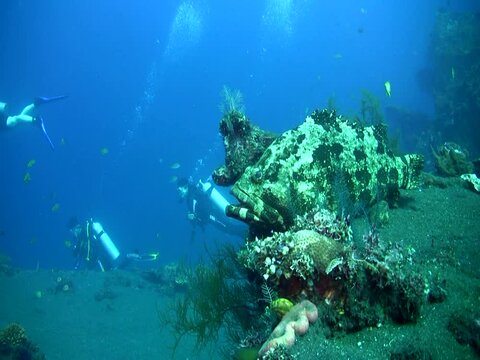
[259,300,318,356]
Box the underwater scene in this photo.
[1,1,480,359]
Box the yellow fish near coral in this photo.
[170,162,181,169]
[384,81,392,97]
[51,203,61,212]
[26,159,36,168]
[23,172,32,184]
[271,298,294,317]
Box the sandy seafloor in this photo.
[1,182,479,359]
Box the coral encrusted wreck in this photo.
[213,110,277,186]
[224,109,424,232]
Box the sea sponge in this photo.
[259,300,318,356]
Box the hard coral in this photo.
[239,208,351,298]
[0,323,46,359]
[0,323,26,349]
[259,300,318,356]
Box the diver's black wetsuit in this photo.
[186,182,246,239]
[185,183,210,231]
[72,222,112,270]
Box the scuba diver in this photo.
[0,95,67,150]
[68,217,159,271]
[177,177,247,240]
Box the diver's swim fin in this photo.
[141,252,160,261]
[34,95,68,106]
[126,252,160,262]
[35,117,55,150]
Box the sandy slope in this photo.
[1,184,479,359]
[0,270,205,359]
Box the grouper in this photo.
[225,109,424,232]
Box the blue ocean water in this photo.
[0,0,477,270]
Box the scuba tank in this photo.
[91,221,120,261]
[199,180,230,214]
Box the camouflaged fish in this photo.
[226,109,424,231]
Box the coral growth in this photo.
[219,85,246,114]
[213,110,277,186]
[433,142,474,176]
[241,206,425,339]
[0,323,45,359]
[0,323,26,349]
[337,226,425,329]
[239,207,352,300]
[461,173,480,193]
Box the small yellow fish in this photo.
[60,138,66,146]
[27,159,36,168]
[100,147,109,156]
[23,172,32,184]
[51,203,61,212]
[271,298,294,317]
[384,81,391,97]
[64,240,72,248]
[333,53,343,60]
[170,162,181,169]
[451,67,455,80]
[155,232,161,240]
[34,290,43,299]
[169,175,178,183]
